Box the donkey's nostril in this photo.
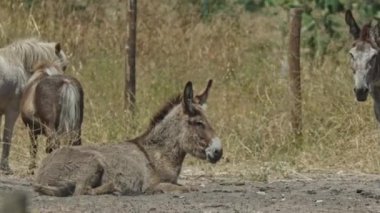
[213,149,220,156]
[212,148,223,160]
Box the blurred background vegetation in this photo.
[1,0,380,180]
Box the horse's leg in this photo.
[71,129,81,146]
[45,123,59,154]
[0,108,18,173]
[28,130,38,172]
[0,115,2,142]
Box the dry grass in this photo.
[1,0,380,180]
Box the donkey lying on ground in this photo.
[34,80,222,196]
[345,10,380,123]
[20,62,84,171]
[0,38,68,173]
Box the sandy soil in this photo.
[1,169,380,213]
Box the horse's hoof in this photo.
[0,164,13,175]
[28,162,36,169]
[45,148,53,154]
[27,167,35,175]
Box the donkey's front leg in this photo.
[87,182,116,195]
[73,160,105,196]
[147,182,197,194]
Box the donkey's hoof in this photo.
[145,188,164,195]
[187,185,199,192]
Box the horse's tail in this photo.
[57,79,82,145]
[33,181,76,197]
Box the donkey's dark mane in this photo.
[149,94,183,129]
[127,94,183,144]
[126,94,183,161]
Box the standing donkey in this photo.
[0,38,68,173]
[345,10,380,122]
[34,80,222,196]
[20,62,84,171]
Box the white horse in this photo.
[0,38,68,173]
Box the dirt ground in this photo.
[0,168,380,213]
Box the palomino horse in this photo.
[0,38,68,173]
[34,80,222,196]
[20,62,84,171]
[345,11,380,122]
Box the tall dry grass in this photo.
[1,0,379,179]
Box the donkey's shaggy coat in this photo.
[34,80,222,196]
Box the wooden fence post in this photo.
[288,8,303,137]
[125,0,137,113]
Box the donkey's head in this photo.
[345,10,380,101]
[180,80,222,163]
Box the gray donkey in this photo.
[345,10,380,122]
[34,80,222,196]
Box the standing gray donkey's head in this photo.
[345,10,380,101]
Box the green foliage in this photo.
[183,0,380,60]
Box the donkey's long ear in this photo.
[345,10,360,39]
[370,22,380,47]
[183,81,194,115]
[55,43,61,55]
[195,79,213,106]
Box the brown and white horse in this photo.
[0,38,68,173]
[20,62,83,171]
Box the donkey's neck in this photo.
[132,108,187,183]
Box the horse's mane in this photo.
[31,61,61,73]
[0,38,58,71]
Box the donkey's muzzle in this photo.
[354,88,369,102]
[206,137,223,164]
